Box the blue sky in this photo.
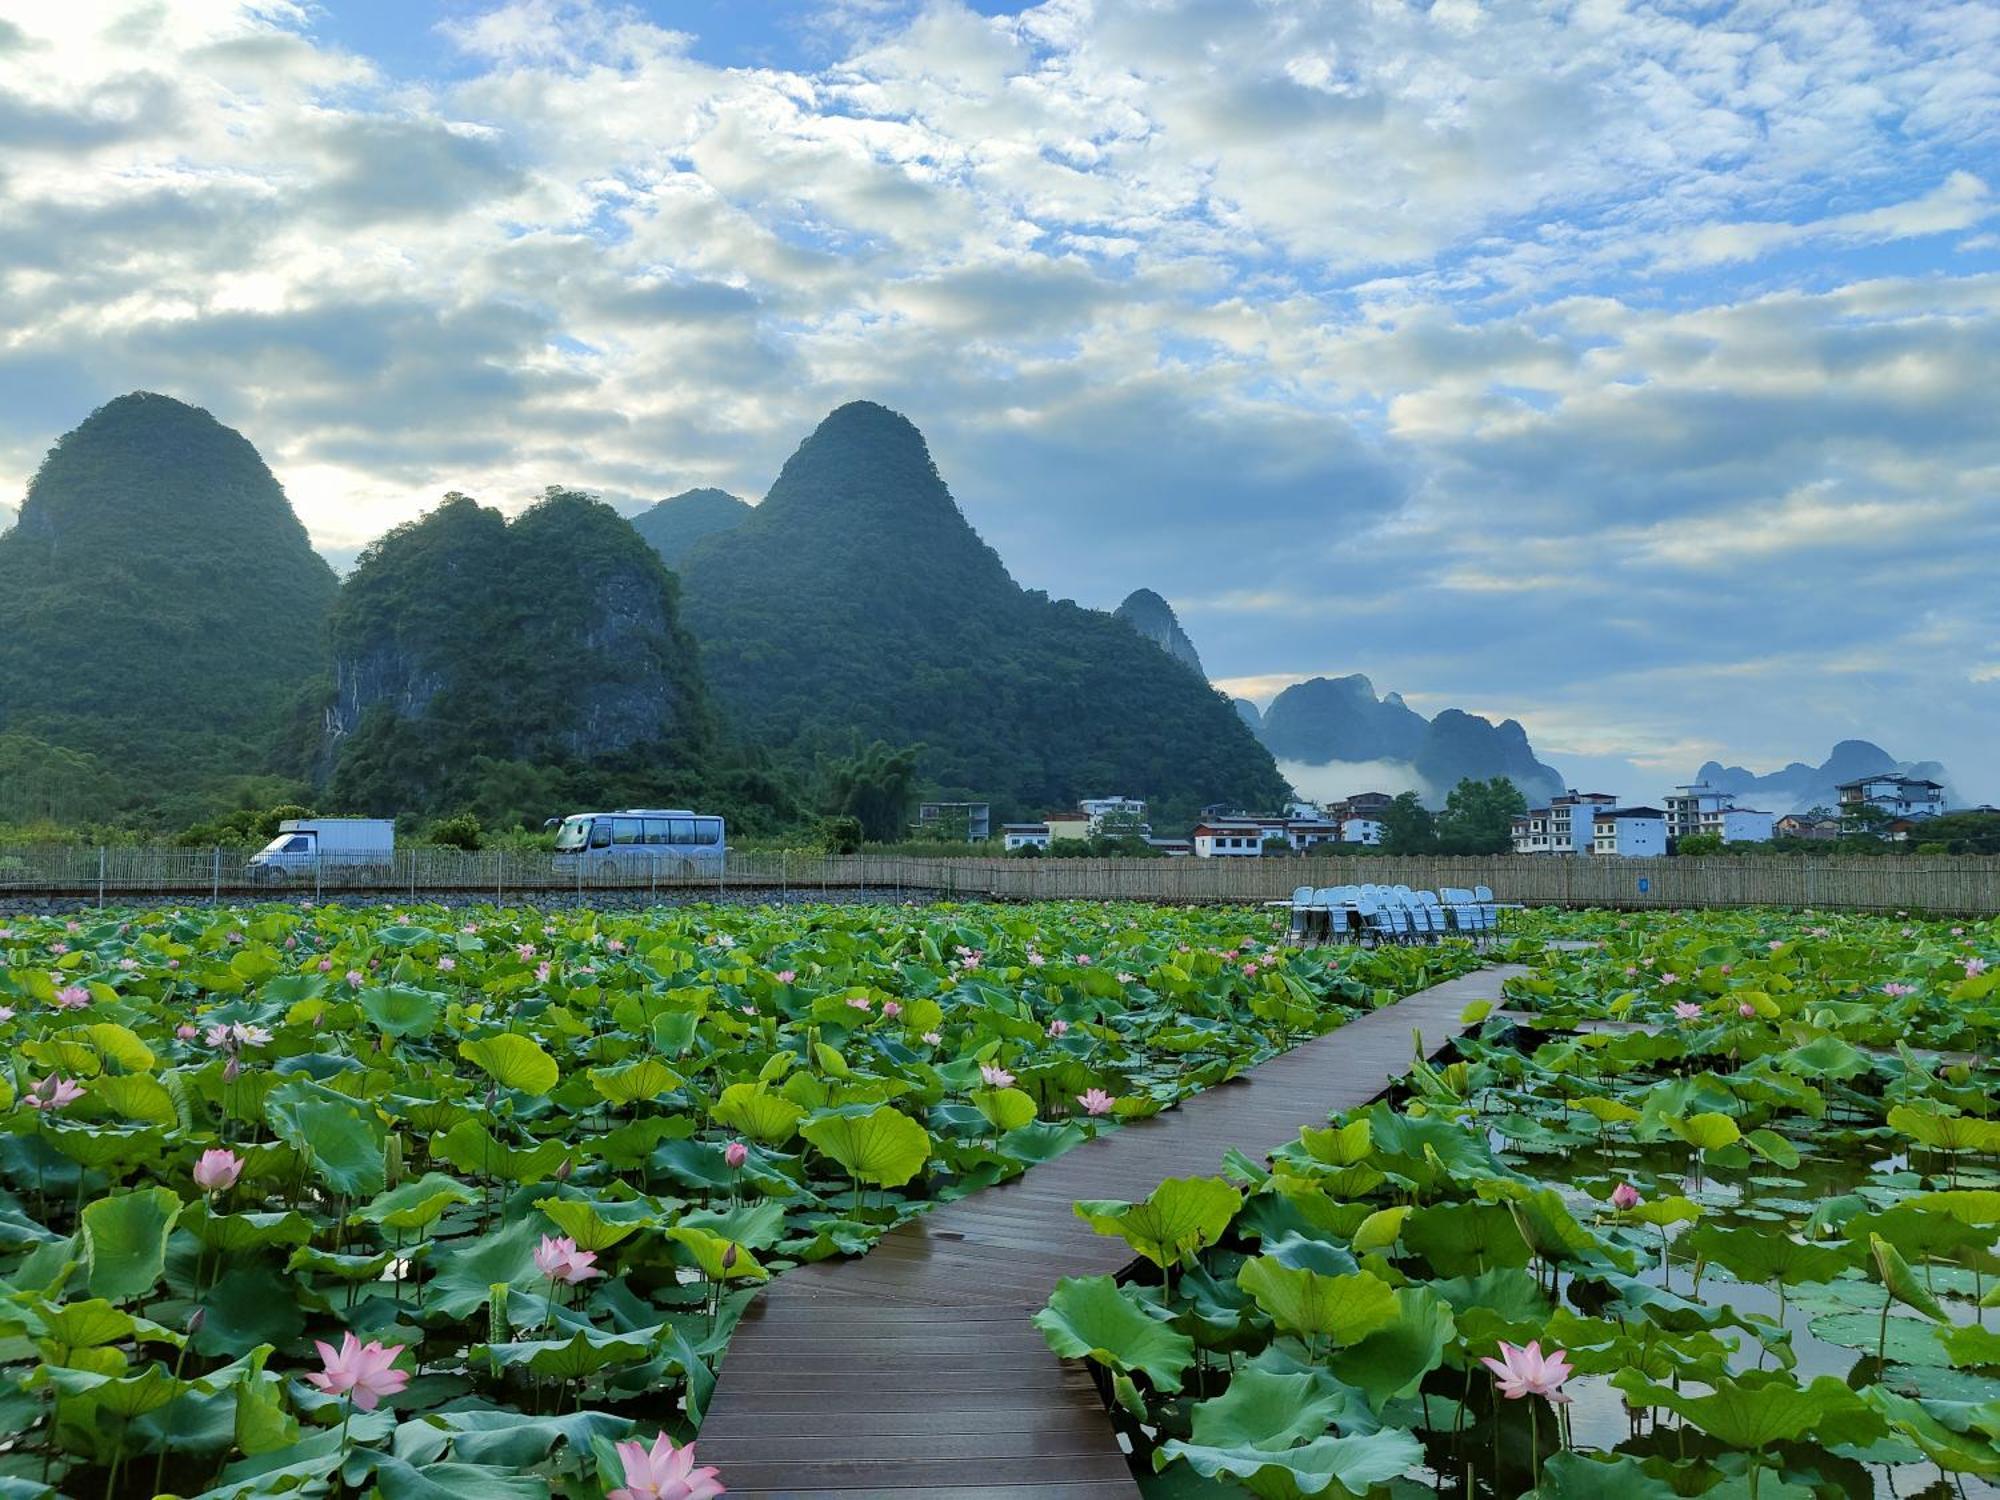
[0,0,1995,802]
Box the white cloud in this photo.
[0,0,1996,799]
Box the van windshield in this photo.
[553,816,594,851]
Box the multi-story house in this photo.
[1512,791,1620,854]
[1590,806,1668,857]
[1837,774,1946,829]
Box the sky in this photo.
[1,0,1996,803]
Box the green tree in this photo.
[823,741,923,843]
[1379,791,1437,853]
[1434,777,1527,854]
[1676,832,1725,856]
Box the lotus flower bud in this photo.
[223,1057,241,1082]
[555,1156,573,1181]
[488,1283,510,1346]
[186,1306,206,1335]
[721,1243,739,1273]
[724,1141,748,1170]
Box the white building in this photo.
[1513,792,1621,854]
[1837,774,1946,828]
[1664,783,1774,844]
[1341,818,1383,846]
[1718,808,1775,844]
[1078,796,1147,833]
[1000,822,1050,851]
[1591,807,1668,857]
[1191,820,1267,857]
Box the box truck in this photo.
[246,819,396,881]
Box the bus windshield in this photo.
[553,816,593,851]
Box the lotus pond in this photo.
[1041,908,2000,1500]
[0,899,1479,1498]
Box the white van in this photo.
[247,819,396,881]
[551,809,727,877]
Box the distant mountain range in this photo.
[1693,740,1958,815]
[1236,674,1566,808]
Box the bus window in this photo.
[695,819,723,846]
[589,822,612,849]
[612,818,642,845]
[644,818,672,846]
[555,816,593,851]
[669,817,695,844]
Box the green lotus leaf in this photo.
[1610,1368,1874,1449]
[1940,1321,2000,1368]
[1157,1426,1423,1498]
[1076,1176,1242,1271]
[1888,1105,2000,1154]
[358,985,442,1038]
[588,1058,682,1106]
[266,1092,386,1197]
[1669,1111,1742,1153]
[1349,1206,1409,1254]
[180,1204,316,1253]
[351,1173,476,1233]
[1033,1274,1195,1389]
[1743,1128,1802,1168]
[433,1120,569,1183]
[43,1360,184,1417]
[971,1085,1037,1132]
[458,1033,559,1095]
[1908,1189,2000,1226]
[665,1224,768,1281]
[536,1195,656,1251]
[1236,1259,1396,1346]
[800,1104,931,1188]
[83,1022,155,1072]
[710,1082,807,1145]
[478,1328,652,1381]
[1862,1386,2000,1475]
[421,1409,636,1468]
[1532,1451,1681,1500]
[91,1074,177,1126]
[1684,1223,1852,1287]
[1298,1119,1371,1166]
[81,1187,180,1302]
[1403,1202,1531,1276]
[1181,1357,1372,1451]
[1870,1232,1947,1322]
[1325,1286,1456,1412]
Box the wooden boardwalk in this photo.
[697,964,1526,1499]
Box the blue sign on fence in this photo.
[1637,877,1651,893]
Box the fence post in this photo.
[97,846,106,910]
[497,849,505,905]
[782,851,788,899]
[212,847,221,906]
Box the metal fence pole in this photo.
[212,847,221,905]
[97,847,106,910]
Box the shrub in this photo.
[817,815,864,854]
[427,812,484,851]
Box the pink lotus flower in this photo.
[921,1031,942,1045]
[535,962,552,984]
[437,956,456,972]
[1048,1019,1069,1037]
[979,1064,1016,1089]
[517,944,537,962]
[1116,972,1136,984]
[1609,1182,1642,1211]
[714,933,735,950]
[724,1141,749,1169]
[193,1148,243,1192]
[1737,1002,1756,1018]
[1768,940,1784,950]
[774,970,796,984]
[1078,1088,1116,1116]
[608,1432,724,1500]
[608,938,626,954]
[25,1075,83,1112]
[881,1000,902,1017]
[53,985,90,1010]
[1718,964,1733,975]
[1027,952,1045,967]
[1883,982,1915,997]
[1075,954,1093,966]
[0,1007,15,1023]
[50,942,67,955]
[1658,972,1680,985]
[306,1333,409,1411]
[1480,1340,1573,1403]
[846,996,871,1012]
[533,1234,602,1284]
[317,958,334,973]
[1623,967,1638,978]
[1967,958,1989,977]
[1672,1002,1703,1021]
[345,970,364,989]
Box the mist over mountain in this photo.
[1694,740,1958,814]
[631,487,752,568]
[675,401,1287,822]
[1113,589,1206,678]
[319,490,712,815]
[1250,674,1564,808]
[0,392,337,820]
[0,502,15,534]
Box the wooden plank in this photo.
[698,964,1526,1495]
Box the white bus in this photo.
[551,808,727,876]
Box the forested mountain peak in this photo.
[676,403,1286,821]
[1114,588,1207,678]
[0,392,337,822]
[631,487,752,567]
